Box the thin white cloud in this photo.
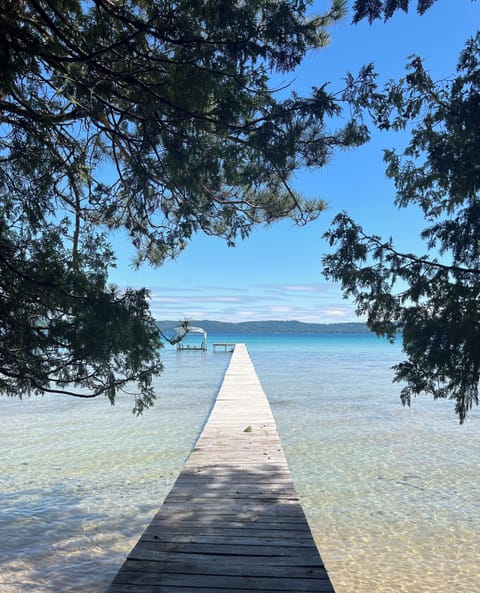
[126,281,361,324]
[150,295,245,304]
[322,308,352,317]
[270,306,294,314]
[281,284,325,292]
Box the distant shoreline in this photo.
[157,319,370,336]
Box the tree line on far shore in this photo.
[157,320,370,336]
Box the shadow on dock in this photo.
[107,464,333,592]
[106,344,336,592]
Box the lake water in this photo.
[1,333,478,593]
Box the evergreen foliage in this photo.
[352,0,440,23]
[3,0,477,420]
[323,31,480,422]
[1,0,366,408]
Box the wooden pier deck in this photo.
[106,343,336,593]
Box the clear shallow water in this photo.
[249,335,480,593]
[1,334,479,593]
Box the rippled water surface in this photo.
[1,334,479,592]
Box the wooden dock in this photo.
[106,343,336,593]
[212,342,236,352]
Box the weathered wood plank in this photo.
[168,492,297,500]
[137,533,317,546]
[130,540,318,557]
[109,586,332,593]
[144,523,313,536]
[127,548,326,567]
[106,344,336,593]
[120,559,328,578]
[156,500,304,511]
[111,571,333,592]
[166,477,296,486]
[146,512,310,527]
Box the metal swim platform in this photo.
[106,343,336,592]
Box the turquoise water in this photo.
[1,333,479,592]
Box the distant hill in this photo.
[157,319,370,336]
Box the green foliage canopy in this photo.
[352,0,437,23]
[323,31,480,422]
[1,0,368,409]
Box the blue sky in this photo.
[108,1,479,323]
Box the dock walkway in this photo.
[106,343,336,592]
